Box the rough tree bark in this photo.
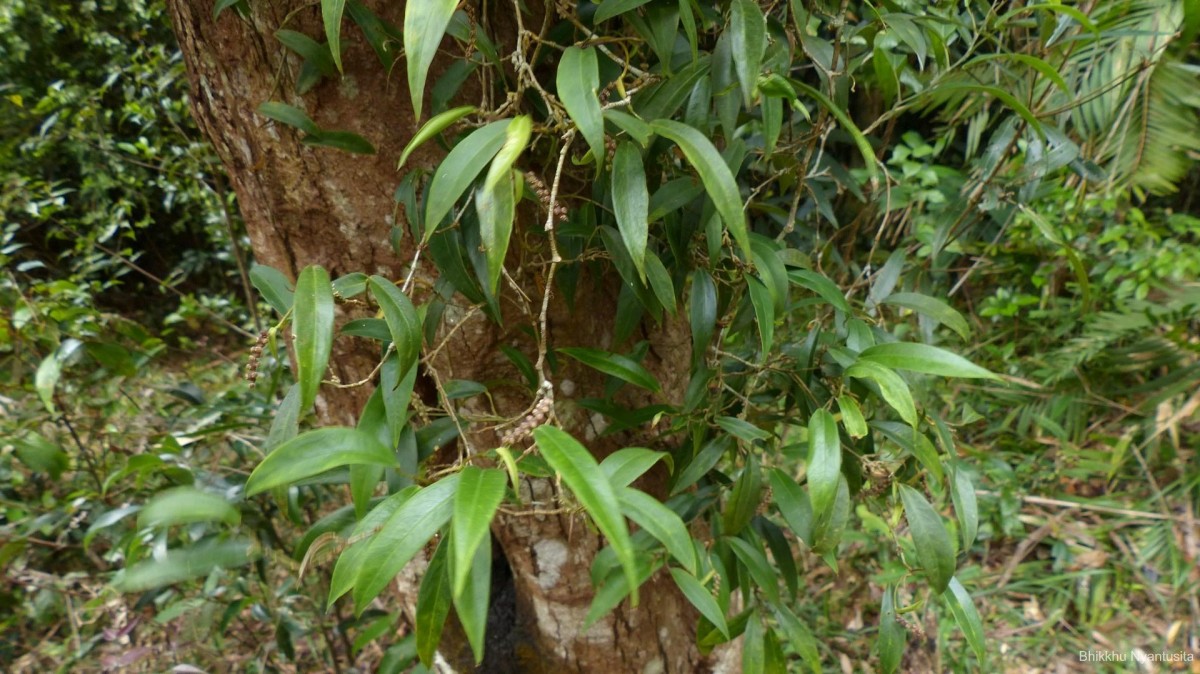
[166,1,736,671]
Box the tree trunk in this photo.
[165,1,736,671]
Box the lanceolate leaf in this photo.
[114,539,258,593]
[558,347,661,392]
[415,538,452,667]
[424,119,511,240]
[952,468,979,551]
[453,536,491,663]
[806,409,841,524]
[612,141,649,281]
[368,276,423,379]
[245,427,397,496]
[294,265,334,412]
[485,115,532,192]
[730,0,766,107]
[670,568,728,639]
[618,487,697,574]
[600,447,670,488]
[321,0,347,73]
[689,270,717,361]
[846,360,919,427]
[353,475,461,611]
[788,79,879,185]
[533,426,640,605]
[257,102,319,134]
[250,263,295,316]
[398,105,477,169]
[859,342,996,379]
[451,467,507,598]
[883,292,972,341]
[405,0,459,119]
[650,120,750,261]
[557,47,606,169]
[475,168,516,295]
[943,577,987,663]
[898,484,955,593]
[139,487,239,528]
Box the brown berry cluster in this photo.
[604,135,617,164]
[499,381,555,447]
[756,485,773,517]
[244,330,268,387]
[526,174,567,224]
[895,612,926,638]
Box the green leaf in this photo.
[788,79,879,185]
[806,409,841,524]
[302,130,376,154]
[966,53,1070,95]
[671,436,731,496]
[558,347,661,392]
[139,487,239,528]
[354,475,461,611]
[670,567,728,639]
[368,276,422,379]
[11,433,68,478]
[618,487,697,574]
[650,120,749,261]
[275,29,336,76]
[475,168,516,295]
[557,47,606,170]
[612,141,649,281]
[294,265,335,411]
[859,343,996,379]
[257,102,319,134]
[943,577,986,663]
[415,538,452,667]
[451,467,506,598]
[644,250,677,315]
[837,394,868,439]
[245,427,396,496]
[424,120,511,239]
[249,263,294,316]
[265,384,302,451]
[726,536,779,605]
[600,447,670,488]
[689,270,717,361]
[321,0,347,72]
[846,361,918,427]
[486,115,532,192]
[877,585,906,674]
[404,0,459,118]
[604,109,652,147]
[774,604,821,674]
[767,468,813,547]
[594,0,654,22]
[929,82,1045,140]
[213,0,242,19]
[329,489,415,605]
[743,612,765,674]
[883,292,972,341]
[898,484,955,593]
[332,272,369,298]
[398,105,476,169]
[716,416,770,443]
[533,426,639,604]
[747,276,774,356]
[723,456,763,536]
[729,0,766,107]
[788,269,851,312]
[35,353,59,414]
[952,468,979,551]
[114,539,257,592]
[584,557,660,627]
[453,535,491,663]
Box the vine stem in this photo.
[533,129,576,382]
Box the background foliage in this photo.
[1,0,1198,672]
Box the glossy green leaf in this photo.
[424,119,511,240]
[723,456,762,536]
[650,120,749,261]
[35,353,59,414]
[398,105,477,169]
[774,604,821,674]
[249,263,294,315]
[846,361,918,427]
[275,29,336,76]
[213,0,242,19]
[726,535,779,604]
[265,384,302,451]
[557,47,605,169]
[743,612,765,674]
[353,475,460,611]
[485,115,531,192]
[451,467,506,598]
[930,82,1044,140]
[329,489,416,605]
[584,557,660,627]
[788,269,850,312]
[11,433,68,478]
[716,416,770,443]
[671,436,731,496]
[859,342,996,379]
[872,421,942,483]
[302,130,376,154]
[612,141,649,281]
[415,537,452,667]
[670,567,728,639]
[114,539,257,592]
[600,447,669,488]
[806,409,841,524]
[618,487,697,574]
[533,426,639,604]
[788,79,879,184]
[332,272,368,298]
[475,167,516,294]
[453,535,491,663]
[943,576,986,663]
[139,487,239,528]
[878,585,906,674]
[245,427,396,497]
[899,484,955,593]
[404,0,458,118]
[558,347,661,392]
[689,270,717,361]
[767,468,812,546]
[837,394,868,439]
[883,292,972,341]
[257,102,319,134]
[604,109,651,147]
[368,276,422,379]
[747,276,774,356]
[952,468,979,551]
[294,265,334,411]
[321,0,347,72]
[594,0,653,22]
[730,0,766,107]
[644,250,677,315]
